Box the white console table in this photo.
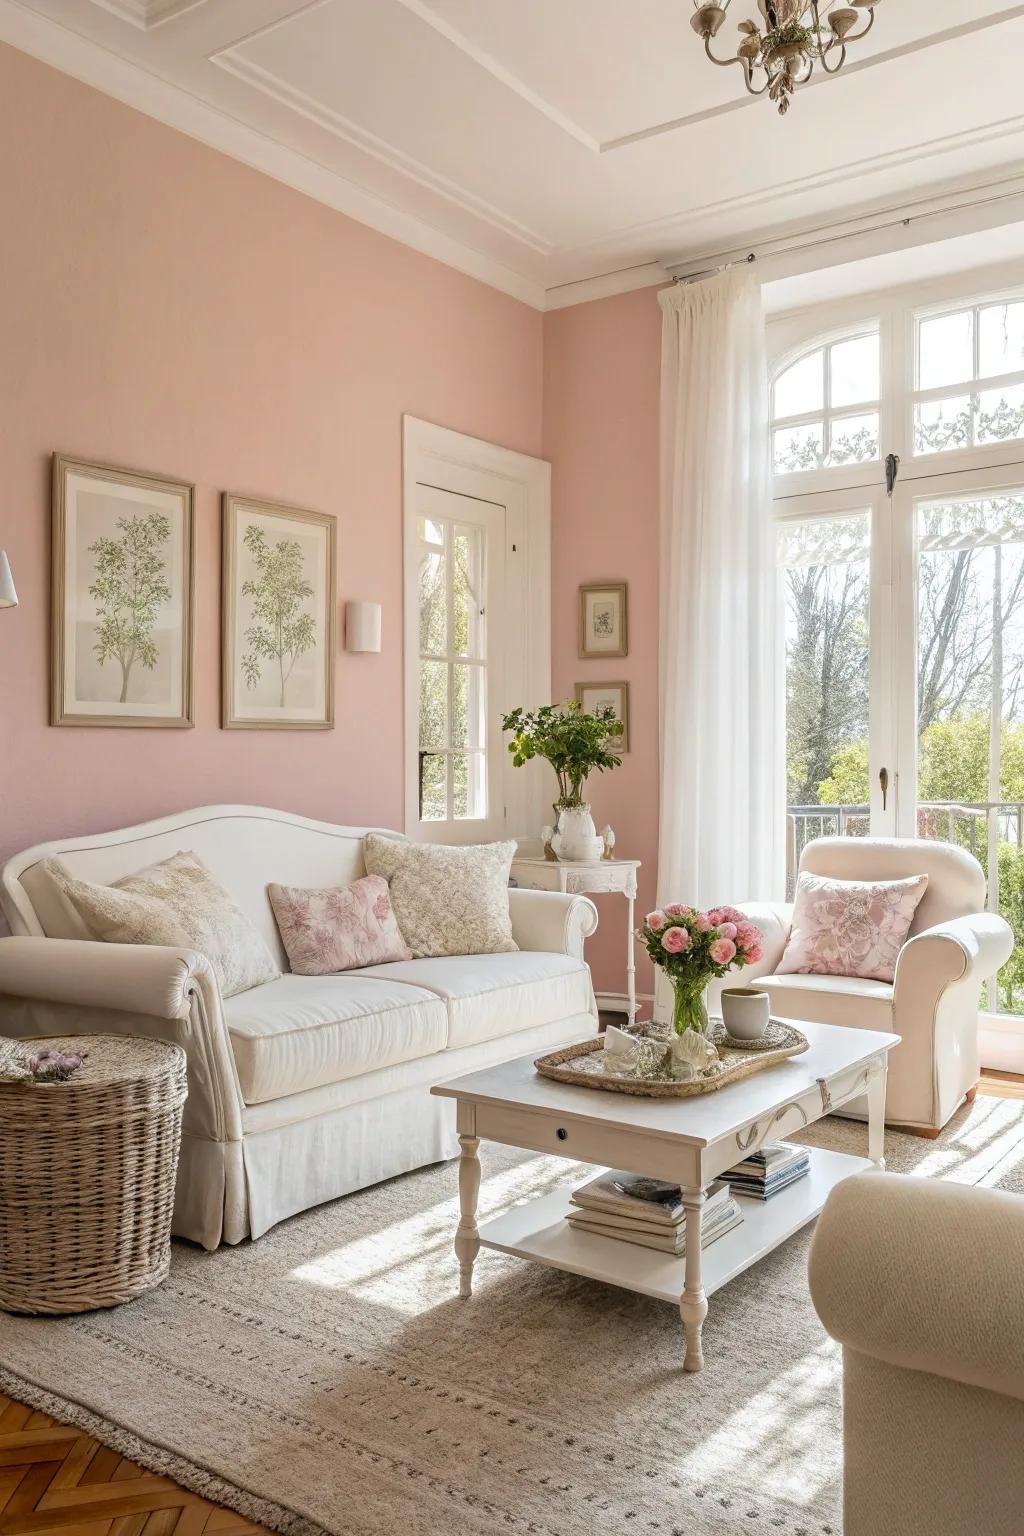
[509,857,642,1024]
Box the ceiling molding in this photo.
[211,46,554,255]
[0,0,548,308]
[390,0,600,153]
[544,262,667,313]
[601,3,1024,152]
[87,0,209,30]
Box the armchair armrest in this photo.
[895,911,1014,999]
[809,1172,1024,1403]
[0,935,215,1018]
[507,889,598,959]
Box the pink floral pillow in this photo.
[268,875,412,976]
[776,872,929,984]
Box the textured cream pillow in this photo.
[44,850,280,998]
[362,835,518,959]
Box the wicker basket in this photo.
[0,1035,188,1315]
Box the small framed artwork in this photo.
[222,493,336,730]
[579,581,628,658]
[575,680,630,752]
[51,455,195,728]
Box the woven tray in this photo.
[535,1019,809,1098]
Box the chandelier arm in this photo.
[843,10,876,44]
[818,43,848,75]
[702,34,752,70]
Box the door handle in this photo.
[879,767,889,811]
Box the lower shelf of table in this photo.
[478,1145,873,1306]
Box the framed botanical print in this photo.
[222,493,336,730]
[575,680,629,752]
[51,455,195,728]
[579,582,628,658]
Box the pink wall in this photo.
[543,288,663,1001]
[0,44,543,884]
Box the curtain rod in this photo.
[670,171,1024,285]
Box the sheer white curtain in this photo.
[657,270,784,943]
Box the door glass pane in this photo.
[419,753,447,821]
[979,301,1024,379]
[829,412,879,466]
[419,547,446,655]
[774,349,823,418]
[452,662,484,749]
[774,422,824,475]
[919,310,973,389]
[778,511,871,894]
[419,660,447,750]
[916,490,1024,1014]
[453,752,486,820]
[914,396,972,455]
[830,334,879,408]
[452,527,483,658]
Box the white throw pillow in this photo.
[362,835,518,959]
[44,850,280,998]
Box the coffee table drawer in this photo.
[472,1102,696,1184]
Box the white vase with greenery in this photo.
[502,701,624,863]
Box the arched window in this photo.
[771,330,880,476]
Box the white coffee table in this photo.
[431,1018,899,1373]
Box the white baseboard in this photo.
[979,1012,1024,1075]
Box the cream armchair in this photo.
[707,837,1013,1134]
[809,1172,1024,1536]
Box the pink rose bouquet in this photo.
[637,904,764,1035]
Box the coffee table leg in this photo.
[679,1187,708,1373]
[455,1132,481,1298]
[867,1062,887,1171]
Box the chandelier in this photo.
[690,1,880,115]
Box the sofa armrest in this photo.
[507,889,598,959]
[0,935,215,1017]
[895,911,1014,1002]
[809,1172,1024,1403]
[0,936,243,1144]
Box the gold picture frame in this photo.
[574,680,629,752]
[221,493,336,730]
[578,581,628,659]
[51,454,195,728]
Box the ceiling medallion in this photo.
[690,1,881,115]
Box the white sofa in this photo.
[707,837,1013,1134]
[0,805,599,1249]
[809,1172,1024,1536]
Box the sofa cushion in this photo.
[362,835,518,958]
[349,951,595,1050]
[223,974,448,1104]
[760,972,894,1033]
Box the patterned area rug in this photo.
[2,1095,1024,1536]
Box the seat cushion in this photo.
[349,951,595,1050]
[223,974,448,1104]
[760,972,894,1033]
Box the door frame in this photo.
[402,416,551,843]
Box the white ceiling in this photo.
[5,0,1024,308]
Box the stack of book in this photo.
[722,1142,811,1200]
[566,1171,743,1255]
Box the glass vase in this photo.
[672,981,710,1037]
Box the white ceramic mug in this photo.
[721,986,771,1040]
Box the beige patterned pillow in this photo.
[362,835,518,959]
[44,851,280,998]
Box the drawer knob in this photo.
[556,1127,568,1141]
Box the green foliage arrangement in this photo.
[502,701,623,810]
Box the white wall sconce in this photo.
[0,551,17,610]
[344,600,381,653]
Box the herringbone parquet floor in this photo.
[0,1395,272,1536]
